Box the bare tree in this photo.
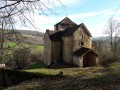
[0,14,14,63]
[0,0,64,64]
[13,47,31,69]
[105,19,120,57]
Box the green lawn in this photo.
[4,42,16,48]
[3,41,44,52]
[26,62,46,69]
[25,64,101,76]
[36,45,44,49]
[25,59,120,76]
[25,67,105,76]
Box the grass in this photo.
[25,59,120,76]
[26,62,46,69]
[4,42,16,48]
[25,62,84,75]
[1,55,120,89]
[25,67,103,75]
[3,41,44,52]
[35,45,44,52]
[109,60,120,68]
[20,43,44,52]
[4,68,120,90]
[36,45,44,49]
[25,64,101,76]
[1,60,120,90]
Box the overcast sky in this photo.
[16,0,120,37]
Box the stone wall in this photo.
[73,56,83,67]
[51,41,62,63]
[54,24,75,31]
[0,64,5,69]
[44,33,51,65]
[73,27,92,51]
[63,36,73,64]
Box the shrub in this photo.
[13,48,31,70]
[58,71,63,76]
[30,49,44,62]
[0,69,65,87]
[99,58,118,68]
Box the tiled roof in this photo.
[45,17,92,40]
[73,47,98,56]
[81,23,92,37]
[62,25,80,37]
[54,17,77,26]
[49,30,64,41]
[46,29,65,41]
[46,23,92,41]
[46,30,55,35]
[63,23,92,37]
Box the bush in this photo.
[13,48,31,70]
[30,49,44,62]
[58,71,63,76]
[99,58,118,68]
[0,69,64,87]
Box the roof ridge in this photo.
[54,17,77,26]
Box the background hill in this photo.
[6,30,44,45]
[18,30,44,37]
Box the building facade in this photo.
[44,17,98,67]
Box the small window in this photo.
[82,35,84,39]
[81,42,84,46]
[79,42,84,46]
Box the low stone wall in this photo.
[73,56,83,68]
[0,64,6,68]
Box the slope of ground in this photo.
[6,30,44,45]
[2,60,120,90]
[3,68,120,90]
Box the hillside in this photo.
[18,30,44,37]
[6,30,44,45]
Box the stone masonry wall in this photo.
[73,27,92,51]
[51,41,62,63]
[44,33,51,65]
[73,56,83,67]
[63,36,73,64]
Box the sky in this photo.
[16,0,120,37]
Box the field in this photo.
[1,41,44,64]
[3,42,44,51]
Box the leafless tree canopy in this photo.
[105,19,120,57]
[0,0,63,29]
[0,0,64,64]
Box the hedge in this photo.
[0,69,64,87]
